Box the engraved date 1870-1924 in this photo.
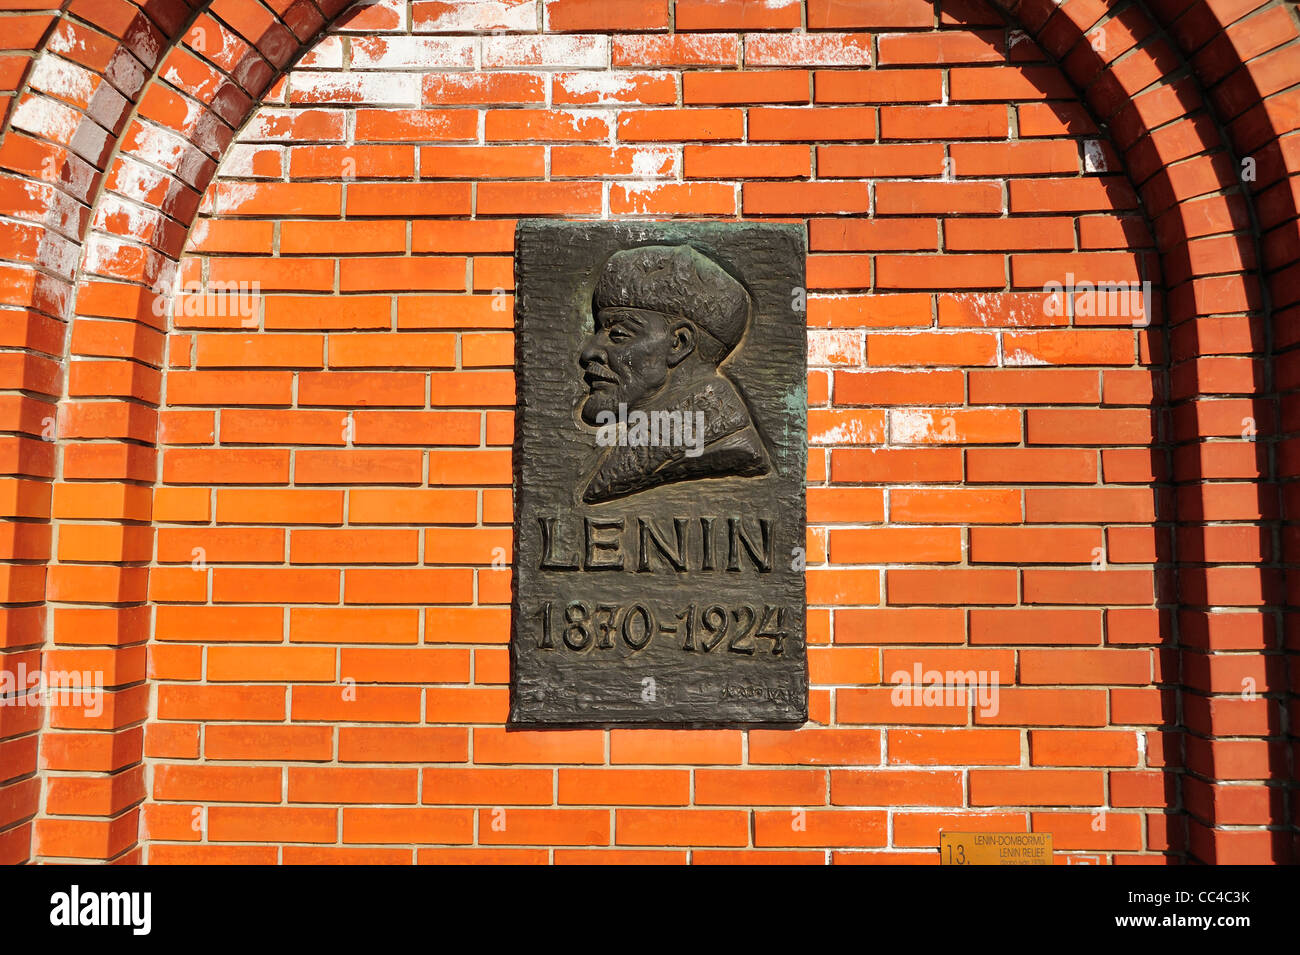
[534,601,791,655]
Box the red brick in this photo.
[684,70,810,105]
[612,35,739,67]
[686,144,810,179]
[546,0,669,31]
[890,489,1021,524]
[749,729,881,765]
[970,769,1105,806]
[878,30,1006,65]
[617,108,744,141]
[887,569,1019,605]
[560,769,690,806]
[816,69,943,104]
[1030,730,1140,767]
[887,729,1021,766]
[676,0,801,30]
[749,107,876,141]
[831,770,963,806]
[881,105,1009,139]
[478,181,601,215]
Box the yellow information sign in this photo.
[940,832,1053,865]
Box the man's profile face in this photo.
[579,307,675,425]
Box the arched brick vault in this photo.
[0,0,1291,863]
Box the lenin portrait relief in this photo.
[513,220,807,725]
[577,244,771,504]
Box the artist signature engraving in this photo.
[719,682,799,705]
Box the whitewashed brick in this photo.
[350,36,476,70]
[414,0,538,33]
[482,34,608,68]
[289,71,421,106]
[300,36,345,69]
[808,328,865,367]
[744,33,872,67]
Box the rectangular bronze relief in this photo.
[510,220,808,726]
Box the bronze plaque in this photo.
[510,220,808,726]
[940,832,1054,865]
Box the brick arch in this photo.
[981,0,1297,865]
[0,0,1292,864]
[0,0,390,865]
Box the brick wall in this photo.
[0,0,1295,865]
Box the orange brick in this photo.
[291,685,422,723]
[558,768,690,806]
[474,728,605,764]
[485,108,611,142]
[618,108,744,141]
[887,729,1022,766]
[546,0,669,31]
[156,684,285,722]
[340,727,468,763]
[816,69,943,103]
[206,646,336,683]
[838,687,968,726]
[1030,730,1140,767]
[617,809,748,846]
[610,729,741,765]
[829,526,962,564]
[969,526,1103,564]
[204,725,334,761]
[343,808,472,844]
[477,807,609,845]
[891,488,1021,524]
[153,764,281,803]
[215,489,344,525]
[684,70,810,105]
[749,106,877,141]
[972,608,1102,647]
[207,807,335,843]
[976,689,1109,727]
[754,809,886,847]
[969,769,1105,806]
[338,258,467,293]
[422,768,553,804]
[835,608,966,645]
[288,767,418,804]
[343,568,474,604]
[750,729,881,765]
[695,769,826,806]
[830,769,963,806]
[676,0,801,30]
[295,449,423,485]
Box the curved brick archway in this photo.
[988,0,1297,865]
[1,0,404,865]
[0,0,1293,864]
